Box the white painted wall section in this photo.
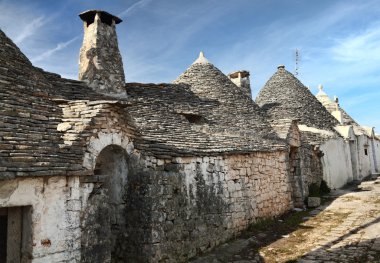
[320,138,353,189]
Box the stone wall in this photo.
[270,119,305,207]
[274,123,323,208]
[0,149,292,263]
[58,100,293,262]
[299,143,323,196]
[0,126,292,263]
[288,146,302,207]
[113,150,292,262]
[0,98,293,263]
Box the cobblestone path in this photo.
[191,176,380,263]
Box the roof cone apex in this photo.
[316,84,327,96]
[192,51,210,65]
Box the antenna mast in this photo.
[295,49,300,76]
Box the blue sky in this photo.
[1,0,379,132]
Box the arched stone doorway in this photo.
[81,145,129,263]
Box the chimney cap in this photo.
[228,70,250,79]
[79,10,122,24]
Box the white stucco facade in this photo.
[373,136,380,173]
[0,176,82,262]
[320,137,353,189]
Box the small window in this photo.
[364,149,368,155]
[181,113,206,125]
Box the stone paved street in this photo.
[191,176,380,263]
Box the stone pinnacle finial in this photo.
[334,96,339,111]
[277,65,285,70]
[192,51,210,65]
[318,84,323,91]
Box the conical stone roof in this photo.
[315,85,359,127]
[0,30,74,178]
[0,29,114,179]
[256,66,339,131]
[173,52,285,150]
[174,51,250,102]
[315,84,338,113]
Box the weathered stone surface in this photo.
[113,151,292,262]
[256,66,339,132]
[171,53,285,153]
[227,69,251,98]
[1,11,372,263]
[191,177,380,262]
[0,176,82,262]
[79,10,126,95]
[308,197,321,208]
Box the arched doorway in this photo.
[81,145,129,263]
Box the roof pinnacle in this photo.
[192,51,210,65]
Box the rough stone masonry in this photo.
[1,8,378,263]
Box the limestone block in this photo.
[57,123,72,132]
[307,197,321,208]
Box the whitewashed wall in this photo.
[0,176,82,263]
[320,137,353,189]
[356,135,373,178]
[373,137,380,173]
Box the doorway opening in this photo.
[81,145,129,263]
[0,206,32,263]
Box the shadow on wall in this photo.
[81,144,154,263]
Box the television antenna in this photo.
[294,49,300,76]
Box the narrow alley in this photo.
[191,176,380,263]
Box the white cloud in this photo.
[13,16,46,44]
[31,36,79,63]
[118,0,152,18]
[331,25,380,62]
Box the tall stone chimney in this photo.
[79,10,126,96]
[228,70,251,98]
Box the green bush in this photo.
[320,180,331,194]
[308,183,320,197]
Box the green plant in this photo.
[320,180,331,194]
[308,183,320,197]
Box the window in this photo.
[364,148,368,155]
[181,113,206,125]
